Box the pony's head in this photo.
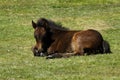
[32,18,50,56]
[31,18,68,57]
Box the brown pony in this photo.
[31,18,111,59]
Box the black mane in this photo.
[37,18,69,31]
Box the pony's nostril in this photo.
[33,47,39,52]
[35,49,39,53]
[32,47,39,53]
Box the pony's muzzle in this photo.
[31,46,45,57]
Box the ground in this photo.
[0,0,120,80]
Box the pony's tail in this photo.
[103,40,112,53]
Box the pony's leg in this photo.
[46,48,84,59]
[74,47,84,56]
[46,51,84,59]
[47,47,55,55]
[47,40,59,55]
[71,35,84,56]
[46,53,63,59]
[46,53,75,59]
[72,40,84,56]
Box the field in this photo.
[0,0,120,80]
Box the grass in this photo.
[0,0,120,80]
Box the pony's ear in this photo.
[32,20,36,29]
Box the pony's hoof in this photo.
[40,52,45,57]
[46,55,55,59]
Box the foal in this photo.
[31,18,111,59]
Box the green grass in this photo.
[0,0,120,80]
